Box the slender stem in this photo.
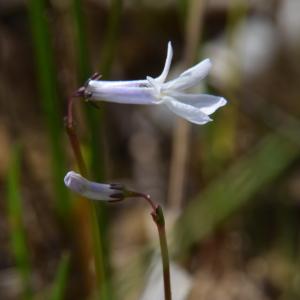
[159,226,171,300]
[136,194,172,300]
[66,125,88,177]
[152,206,172,300]
[131,192,157,212]
[65,96,109,298]
[66,97,88,177]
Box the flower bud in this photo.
[64,171,125,201]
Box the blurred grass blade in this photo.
[100,0,122,78]
[49,253,70,300]
[71,0,105,181]
[175,127,300,255]
[72,0,90,81]
[95,3,123,298]
[6,147,33,300]
[71,1,123,298]
[27,0,69,218]
[176,0,188,22]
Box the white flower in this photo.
[83,42,227,125]
[64,171,125,201]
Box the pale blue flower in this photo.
[83,42,227,125]
[64,171,125,201]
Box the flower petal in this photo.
[155,41,173,84]
[163,97,212,124]
[168,92,227,115]
[86,80,157,104]
[163,59,211,91]
[87,79,148,87]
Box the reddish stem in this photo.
[157,221,171,300]
[65,125,88,177]
[133,193,172,300]
[65,88,89,177]
[131,192,157,212]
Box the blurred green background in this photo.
[1,0,300,299]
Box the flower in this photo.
[64,171,125,201]
[82,42,227,125]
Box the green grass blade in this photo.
[95,4,123,298]
[72,0,90,81]
[71,1,123,298]
[100,0,122,78]
[27,0,70,219]
[175,127,300,255]
[6,147,33,300]
[49,253,70,300]
[176,0,188,22]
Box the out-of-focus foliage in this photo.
[6,147,33,300]
[49,253,70,300]
[176,127,300,255]
[28,0,70,218]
